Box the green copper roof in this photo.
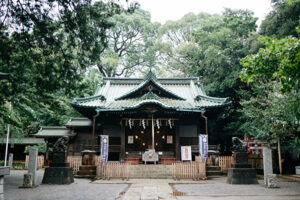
[0,138,45,145]
[115,71,185,100]
[71,71,231,113]
[34,126,76,138]
[141,91,161,100]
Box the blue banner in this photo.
[199,135,208,163]
[100,135,109,163]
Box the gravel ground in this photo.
[4,170,128,200]
[173,177,300,196]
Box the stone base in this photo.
[42,167,74,184]
[227,168,258,184]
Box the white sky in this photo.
[136,0,273,26]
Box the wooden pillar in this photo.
[45,140,49,166]
[278,138,283,174]
[120,124,125,161]
[175,125,180,161]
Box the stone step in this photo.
[206,171,223,176]
[207,166,221,171]
[77,170,97,176]
[79,165,97,170]
[74,174,96,179]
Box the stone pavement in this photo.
[95,177,300,200]
[4,170,300,200]
[5,170,127,200]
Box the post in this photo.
[120,124,125,161]
[28,148,38,186]
[152,115,155,153]
[201,114,208,135]
[277,138,282,175]
[175,125,180,161]
[45,140,49,166]
[4,103,12,167]
[263,147,273,185]
[8,153,13,168]
[92,110,100,151]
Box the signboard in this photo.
[199,135,208,163]
[100,135,109,163]
[128,136,133,144]
[167,135,173,144]
[181,146,192,161]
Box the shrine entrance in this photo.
[123,118,177,160]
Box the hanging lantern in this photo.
[128,119,132,129]
[168,119,172,129]
[156,119,160,129]
[142,119,146,129]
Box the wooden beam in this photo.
[120,125,125,161]
[175,125,180,161]
[278,138,283,175]
[92,111,100,151]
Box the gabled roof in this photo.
[71,71,231,113]
[65,118,92,127]
[34,126,76,138]
[115,71,185,100]
[0,138,45,145]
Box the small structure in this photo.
[42,137,74,184]
[20,148,38,188]
[227,138,258,184]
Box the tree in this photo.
[259,1,300,38]
[0,1,136,138]
[95,9,160,77]
[240,30,300,94]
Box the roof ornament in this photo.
[144,68,157,81]
[128,119,132,129]
[141,91,160,100]
[156,119,160,129]
[142,119,146,129]
[168,119,172,129]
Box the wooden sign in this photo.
[167,135,173,144]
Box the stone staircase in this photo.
[128,165,172,178]
[206,166,223,178]
[75,165,97,179]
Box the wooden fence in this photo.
[25,155,44,169]
[67,156,82,172]
[67,155,101,172]
[172,162,206,180]
[218,156,233,172]
[97,162,129,180]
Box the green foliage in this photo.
[24,144,47,154]
[96,8,159,77]
[260,1,300,38]
[0,1,135,137]
[240,31,300,94]
[237,81,299,139]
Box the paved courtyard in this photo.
[4,170,300,200]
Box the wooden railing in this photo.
[25,155,44,169]
[125,158,139,165]
[67,156,82,172]
[162,158,176,165]
[172,162,206,180]
[98,162,129,180]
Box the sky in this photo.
[136,0,273,26]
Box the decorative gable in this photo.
[115,70,185,101]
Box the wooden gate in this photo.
[98,162,129,180]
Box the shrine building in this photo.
[35,70,231,162]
